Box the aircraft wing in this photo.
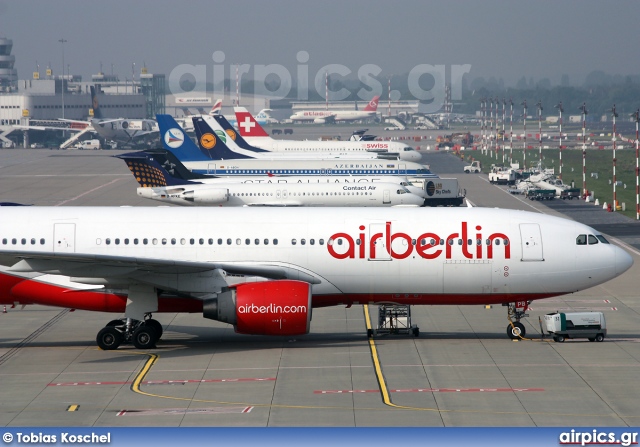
[1,250,320,292]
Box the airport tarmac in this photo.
[0,148,639,427]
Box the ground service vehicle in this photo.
[464,160,482,173]
[544,312,607,342]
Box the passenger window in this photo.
[115,238,120,245]
[105,238,111,245]
[227,238,232,245]
[171,238,176,245]
[292,239,297,245]
[143,238,148,245]
[576,234,587,245]
[30,238,35,245]
[274,239,278,245]
[124,238,129,245]
[310,239,315,245]
[96,238,101,245]
[40,238,45,245]
[245,238,250,245]
[255,239,260,245]
[209,238,214,245]
[134,238,139,245]
[1,238,5,245]
[588,235,598,245]
[236,238,241,245]
[264,239,269,245]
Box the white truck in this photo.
[409,178,465,206]
[543,311,606,342]
[75,139,101,150]
[488,165,516,185]
[463,160,481,173]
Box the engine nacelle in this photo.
[203,280,312,336]
[182,187,229,204]
[313,118,326,124]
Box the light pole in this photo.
[536,100,543,165]
[509,98,513,165]
[58,38,67,119]
[611,104,618,211]
[579,102,588,197]
[502,98,506,163]
[633,109,639,220]
[555,102,563,179]
[521,100,527,169]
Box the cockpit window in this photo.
[596,235,610,244]
[576,234,587,245]
[588,235,598,245]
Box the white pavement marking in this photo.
[56,178,122,206]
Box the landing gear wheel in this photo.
[595,334,604,342]
[556,335,565,343]
[144,319,163,339]
[97,327,123,350]
[506,322,526,339]
[132,325,158,349]
[367,329,373,338]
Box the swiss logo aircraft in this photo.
[289,96,380,123]
[232,107,422,162]
[0,206,632,350]
[155,114,433,179]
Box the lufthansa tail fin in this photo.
[234,107,270,137]
[90,86,103,119]
[116,151,202,187]
[156,114,208,162]
[192,116,253,160]
[211,115,269,152]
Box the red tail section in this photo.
[364,95,380,112]
[234,107,270,137]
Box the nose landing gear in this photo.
[504,301,530,339]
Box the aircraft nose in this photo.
[615,246,634,276]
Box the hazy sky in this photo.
[2,0,639,88]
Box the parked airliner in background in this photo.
[289,96,380,123]
[156,115,434,179]
[208,99,276,128]
[0,206,632,350]
[15,86,158,149]
[119,151,423,207]
[233,107,422,162]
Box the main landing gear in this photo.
[96,314,163,350]
[504,301,530,340]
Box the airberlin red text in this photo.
[327,222,510,260]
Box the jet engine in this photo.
[313,118,327,124]
[204,280,312,336]
[181,188,229,204]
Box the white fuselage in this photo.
[0,207,632,307]
[138,181,423,207]
[243,137,422,162]
[289,110,376,122]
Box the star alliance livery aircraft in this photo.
[0,206,632,350]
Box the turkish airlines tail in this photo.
[209,99,222,115]
[364,95,380,112]
[234,107,270,138]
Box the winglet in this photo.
[234,107,270,137]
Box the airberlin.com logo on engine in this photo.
[238,304,307,314]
